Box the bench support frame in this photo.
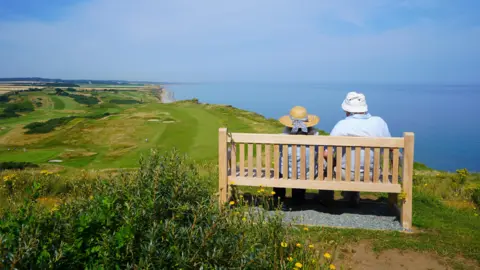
[218,128,414,231]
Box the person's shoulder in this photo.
[370,115,388,124]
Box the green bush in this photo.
[0,150,328,269]
[0,162,38,171]
[23,113,110,134]
[109,99,142,104]
[472,188,480,207]
[0,111,20,119]
[0,95,9,103]
[24,116,76,134]
[3,100,34,113]
[69,94,99,105]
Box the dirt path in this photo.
[337,241,453,270]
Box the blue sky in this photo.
[0,0,479,83]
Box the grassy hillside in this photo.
[0,89,283,170]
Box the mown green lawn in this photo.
[0,91,283,170]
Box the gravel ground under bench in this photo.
[276,198,403,231]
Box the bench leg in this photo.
[388,193,398,209]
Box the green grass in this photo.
[50,96,65,110]
[0,91,283,170]
[302,191,480,267]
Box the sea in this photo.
[167,83,479,172]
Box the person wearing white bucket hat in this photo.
[324,92,392,207]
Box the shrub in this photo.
[23,113,110,134]
[0,162,38,171]
[0,150,329,269]
[0,111,20,119]
[109,99,142,104]
[3,100,34,113]
[24,116,76,134]
[472,188,480,207]
[0,95,9,103]
[69,94,99,105]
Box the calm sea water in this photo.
[167,83,479,172]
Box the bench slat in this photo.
[309,145,315,180]
[230,133,404,148]
[265,144,271,179]
[292,145,297,180]
[230,176,402,193]
[355,146,361,182]
[239,144,245,177]
[248,144,253,177]
[345,147,352,182]
[231,143,236,179]
[282,145,288,179]
[336,146,343,181]
[327,146,333,180]
[256,144,262,177]
[373,148,380,183]
[383,148,390,183]
[364,147,371,183]
[392,148,399,184]
[274,145,280,179]
[317,145,324,180]
[300,145,306,180]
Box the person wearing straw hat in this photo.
[324,91,392,207]
[276,106,322,207]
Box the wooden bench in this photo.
[218,128,415,230]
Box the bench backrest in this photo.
[221,129,413,183]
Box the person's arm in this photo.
[323,123,342,158]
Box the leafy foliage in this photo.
[69,94,99,105]
[0,150,329,269]
[23,113,111,134]
[109,99,142,104]
[0,162,38,171]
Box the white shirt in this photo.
[330,113,391,172]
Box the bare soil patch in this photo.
[337,240,450,270]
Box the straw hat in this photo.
[341,92,368,113]
[279,106,320,128]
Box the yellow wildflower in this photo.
[242,217,247,222]
[296,243,302,248]
[239,195,244,198]
[257,189,262,193]
[308,244,314,249]
[311,259,316,263]
[281,242,288,248]
[229,201,235,205]
[324,253,331,259]
[295,262,303,268]
[260,188,265,192]
[271,191,276,195]
[230,181,235,185]
[424,183,427,186]
[303,227,309,231]
[329,264,336,270]
[287,256,293,262]
[89,195,94,200]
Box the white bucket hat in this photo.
[341,92,368,113]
